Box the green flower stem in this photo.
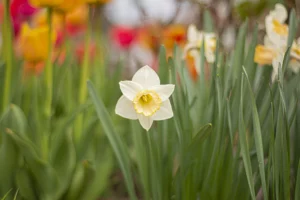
[74,4,92,144]
[42,8,54,160]
[2,0,13,112]
[62,14,74,113]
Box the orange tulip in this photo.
[162,24,186,54]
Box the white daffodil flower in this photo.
[183,24,216,73]
[115,65,175,131]
[255,4,291,81]
[265,3,288,48]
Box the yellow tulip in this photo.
[19,23,56,63]
[29,0,63,8]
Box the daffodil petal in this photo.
[270,4,288,23]
[115,95,137,119]
[138,115,153,131]
[187,24,198,43]
[149,84,175,101]
[119,81,142,101]
[152,100,173,121]
[132,65,160,89]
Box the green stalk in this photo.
[41,8,53,160]
[45,8,53,119]
[2,0,13,112]
[74,5,92,144]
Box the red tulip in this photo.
[10,0,38,35]
[111,26,137,49]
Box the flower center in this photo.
[133,90,162,117]
[272,19,288,36]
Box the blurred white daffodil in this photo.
[255,4,291,81]
[115,65,175,131]
[265,3,288,48]
[183,24,216,73]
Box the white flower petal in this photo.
[149,84,175,101]
[205,51,215,63]
[132,65,160,89]
[138,115,153,131]
[187,24,198,43]
[115,95,137,119]
[119,81,142,101]
[270,4,288,23]
[152,100,174,121]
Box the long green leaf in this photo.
[87,81,137,200]
[238,74,256,200]
[243,67,268,199]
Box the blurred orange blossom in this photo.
[162,24,186,56]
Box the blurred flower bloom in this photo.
[111,26,137,50]
[10,0,38,35]
[32,9,64,46]
[162,24,186,56]
[11,0,37,19]
[19,23,56,63]
[115,65,175,131]
[65,5,88,35]
[254,4,300,80]
[265,4,288,48]
[29,0,63,8]
[183,24,216,74]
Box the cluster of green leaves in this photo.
[88,10,300,200]
[0,39,124,199]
